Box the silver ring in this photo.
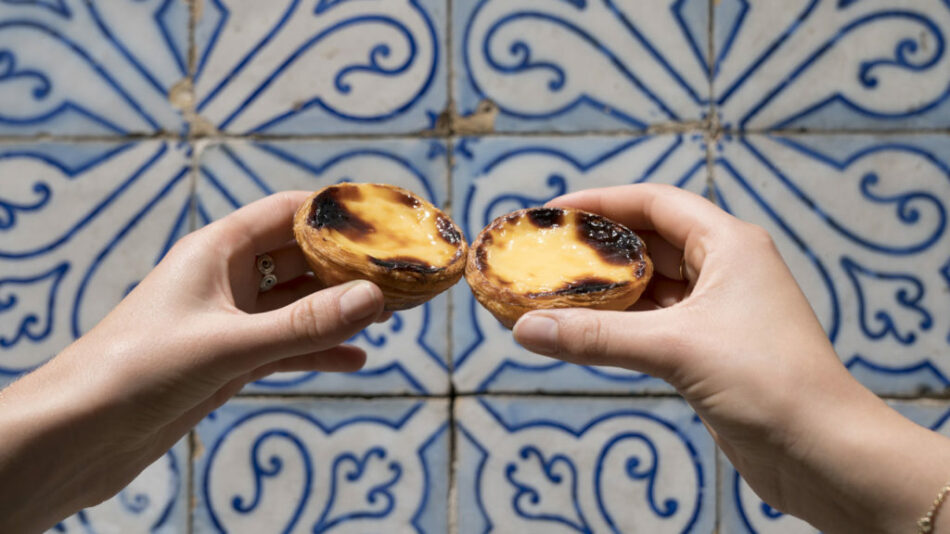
[257,254,277,292]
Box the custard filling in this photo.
[308,183,460,270]
[478,210,641,295]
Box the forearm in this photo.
[0,357,113,533]
[781,381,950,533]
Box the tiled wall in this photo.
[1,1,949,532]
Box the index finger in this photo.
[213,190,311,255]
[546,183,734,251]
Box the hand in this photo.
[0,192,386,533]
[512,184,950,533]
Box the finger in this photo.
[628,298,661,312]
[546,184,734,264]
[248,345,367,380]
[375,311,394,324]
[513,307,685,379]
[646,275,689,308]
[254,274,327,313]
[639,231,685,280]
[209,191,311,256]
[233,280,384,368]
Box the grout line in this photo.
[2,127,950,145]
[186,5,198,533]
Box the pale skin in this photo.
[0,186,946,533]
[513,184,950,533]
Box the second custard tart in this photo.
[293,183,467,311]
[465,207,653,328]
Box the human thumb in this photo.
[513,307,682,380]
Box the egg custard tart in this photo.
[465,207,653,328]
[293,183,467,311]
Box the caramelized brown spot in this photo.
[308,186,375,240]
[384,186,422,208]
[576,213,643,265]
[436,215,462,245]
[527,208,565,228]
[527,277,629,298]
[474,234,493,271]
[370,255,443,274]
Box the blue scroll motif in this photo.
[0,49,52,100]
[0,20,160,133]
[231,429,313,534]
[841,256,933,345]
[741,10,949,128]
[204,405,427,533]
[745,139,947,256]
[314,447,403,533]
[468,2,676,127]
[210,0,437,132]
[352,311,404,347]
[475,400,705,532]
[594,432,679,529]
[0,262,68,349]
[0,179,51,230]
[505,445,591,533]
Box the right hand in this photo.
[512,184,950,533]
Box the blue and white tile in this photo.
[196,138,450,394]
[455,396,715,533]
[192,0,447,135]
[723,400,950,532]
[192,398,449,534]
[49,439,188,534]
[714,0,950,131]
[0,140,192,387]
[712,134,950,395]
[451,134,708,393]
[0,0,189,135]
[453,0,710,132]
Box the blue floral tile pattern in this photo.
[723,400,950,533]
[0,140,193,388]
[714,0,950,131]
[451,134,708,393]
[192,0,447,135]
[0,0,189,135]
[49,439,188,534]
[192,398,449,534]
[453,0,710,132]
[712,134,950,395]
[455,396,715,533]
[196,139,450,394]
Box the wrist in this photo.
[781,377,950,533]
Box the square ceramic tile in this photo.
[453,0,710,132]
[451,134,709,393]
[192,397,449,533]
[714,0,950,131]
[0,1,189,135]
[455,396,716,533]
[49,439,188,534]
[192,0,448,135]
[712,134,950,395]
[722,400,950,533]
[0,140,193,387]
[195,138,451,394]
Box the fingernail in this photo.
[340,281,381,323]
[514,314,559,354]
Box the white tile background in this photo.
[0,1,948,532]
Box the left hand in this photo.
[0,191,386,533]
